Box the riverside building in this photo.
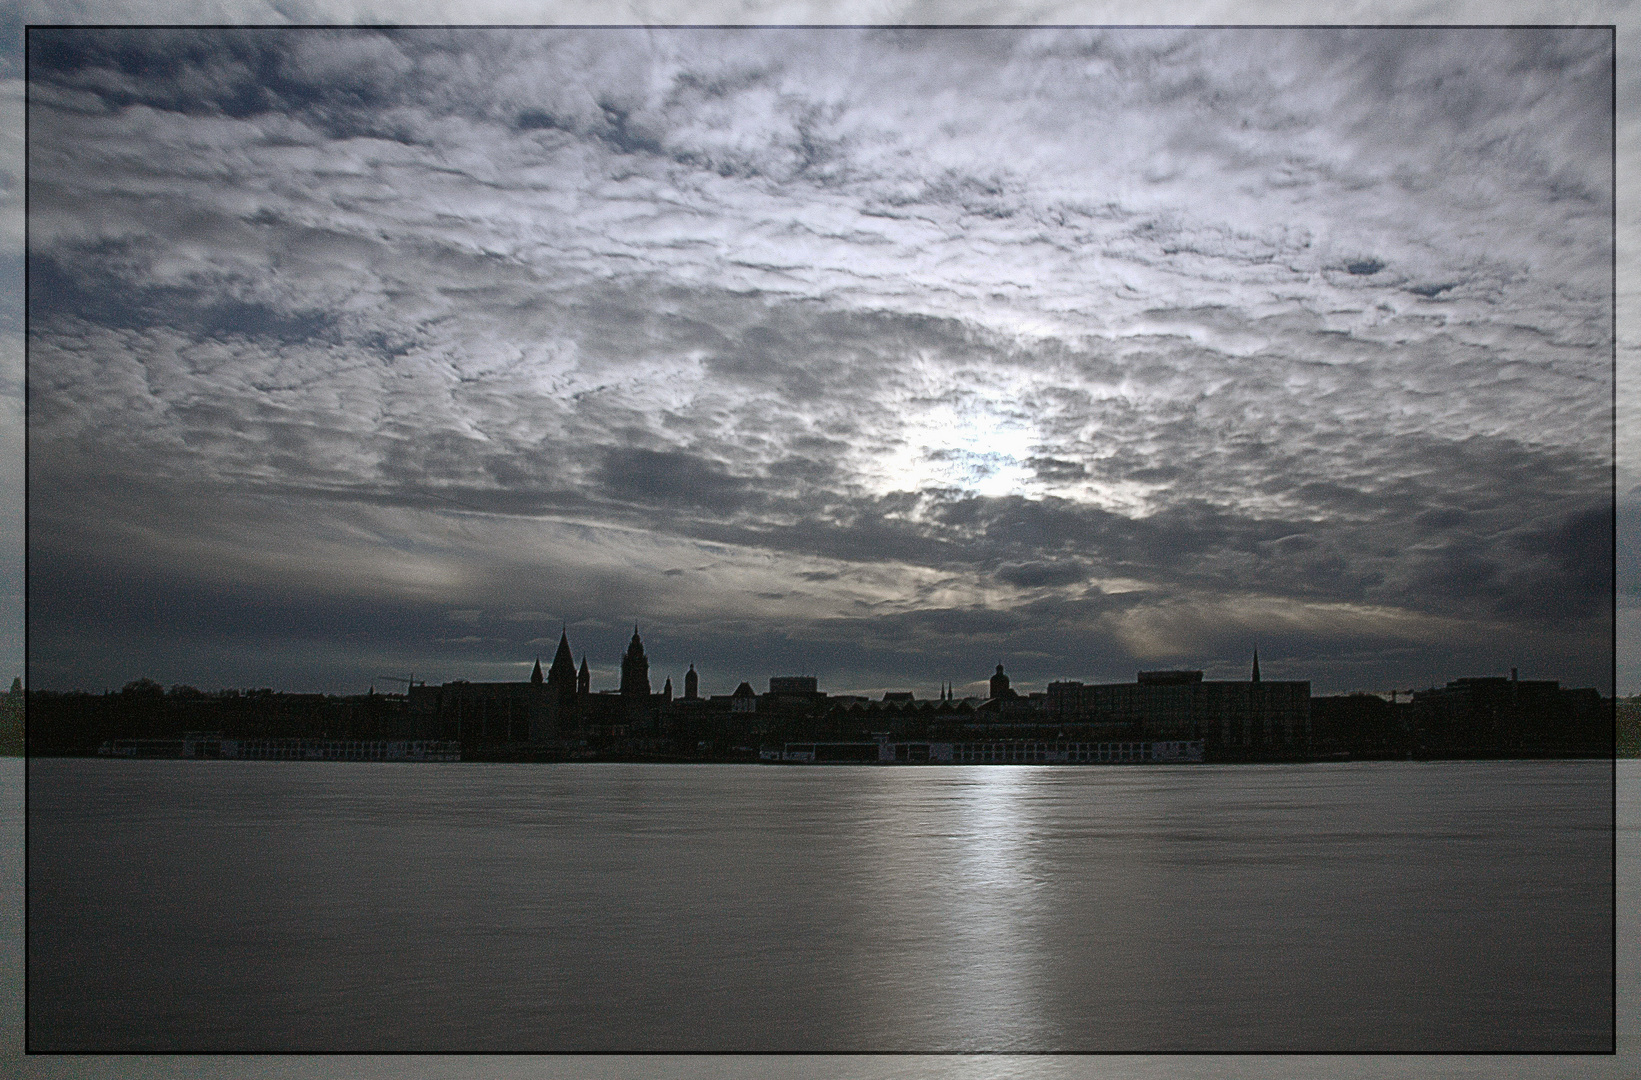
[1038,655,1311,756]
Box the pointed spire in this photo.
[1251,649,1261,683]
[530,656,543,685]
[621,626,651,697]
[547,634,576,703]
[548,633,575,680]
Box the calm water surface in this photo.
[25,759,1613,1052]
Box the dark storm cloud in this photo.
[24,25,1613,692]
[599,447,752,514]
[31,255,337,341]
[28,27,421,136]
[994,561,1092,589]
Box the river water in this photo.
[24,758,1614,1054]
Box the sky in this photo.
[12,9,1627,699]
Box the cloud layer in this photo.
[26,27,1614,694]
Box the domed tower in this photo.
[620,627,652,698]
[546,631,578,706]
[684,664,699,700]
[990,664,1011,700]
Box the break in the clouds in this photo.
[26,26,1613,695]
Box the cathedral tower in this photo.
[546,631,577,706]
[620,627,652,698]
[990,664,1012,700]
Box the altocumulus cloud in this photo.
[26,27,1612,695]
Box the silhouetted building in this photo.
[1412,673,1607,754]
[1310,693,1413,758]
[990,664,1015,699]
[1041,656,1309,755]
[684,664,699,700]
[1137,670,1203,685]
[620,628,651,699]
[546,632,577,709]
[410,679,542,745]
[824,691,981,740]
[408,628,669,747]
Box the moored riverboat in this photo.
[773,738,1204,764]
[98,732,461,761]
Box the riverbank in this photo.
[1619,699,1641,757]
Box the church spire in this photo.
[546,630,577,703]
[621,626,651,697]
[1251,649,1261,683]
[530,656,543,685]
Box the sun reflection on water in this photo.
[938,766,1055,1049]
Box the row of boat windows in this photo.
[241,749,393,759]
[954,748,1151,760]
[955,742,1156,752]
[212,741,457,760]
[952,743,1176,760]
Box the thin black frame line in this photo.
[20,16,30,1061]
[1609,22,1622,1059]
[17,23,1625,31]
[17,1050,1630,1057]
